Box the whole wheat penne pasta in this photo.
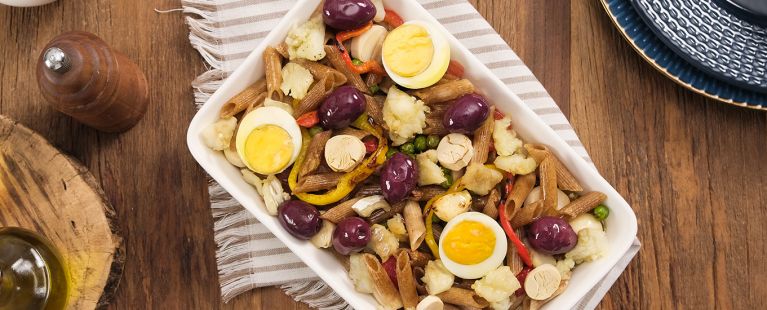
[424,108,448,135]
[354,183,382,197]
[219,80,267,118]
[403,201,426,251]
[524,143,550,164]
[560,192,607,219]
[365,95,386,128]
[368,200,408,224]
[401,249,432,268]
[413,79,475,104]
[482,188,501,219]
[321,197,362,223]
[436,287,489,308]
[505,172,536,216]
[298,130,332,178]
[275,42,290,59]
[335,127,370,140]
[549,155,584,192]
[471,106,495,165]
[294,75,335,116]
[506,239,525,274]
[509,294,525,310]
[363,254,404,309]
[293,58,348,83]
[243,92,267,115]
[528,280,568,310]
[442,304,461,310]
[263,46,284,100]
[365,72,383,88]
[411,186,446,202]
[293,172,343,193]
[539,155,559,216]
[511,200,543,229]
[324,45,368,93]
[395,251,419,309]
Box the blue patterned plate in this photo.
[630,0,767,94]
[600,0,767,110]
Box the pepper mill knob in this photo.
[36,31,149,133]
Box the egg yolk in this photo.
[443,221,495,265]
[243,124,294,174]
[383,24,434,77]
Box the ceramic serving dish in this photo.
[187,0,638,308]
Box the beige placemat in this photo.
[181,0,641,308]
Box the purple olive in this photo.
[278,200,322,240]
[380,153,418,203]
[323,0,376,31]
[442,93,490,134]
[527,216,578,255]
[332,217,371,255]
[319,85,366,129]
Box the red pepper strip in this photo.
[383,9,404,28]
[494,109,505,120]
[362,136,378,154]
[514,267,532,296]
[335,22,387,75]
[446,60,465,78]
[498,178,533,268]
[296,111,319,127]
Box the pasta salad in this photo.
[201,1,612,309]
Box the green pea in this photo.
[385,147,397,159]
[592,205,610,220]
[308,126,323,137]
[369,84,380,94]
[400,142,416,154]
[352,58,364,66]
[414,135,428,152]
[426,135,440,149]
[440,168,453,189]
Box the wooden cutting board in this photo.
[0,115,124,309]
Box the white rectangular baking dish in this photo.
[187,0,638,308]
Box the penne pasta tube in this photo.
[471,106,495,165]
[424,107,448,135]
[354,183,382,197]
[403,201,426,251]
[524,143,550,164]
[505,172,536,216]
[294,75,335,116]
[506,238,525,274]
[321,197,362,223]
[243,92,267,115]
[411,186,446,202]
[298,130,332,178]
[324,45,368,93]
[539,155,559,216]
[275,42,290,59]
[413,79,475,104]
[365,95,386,128]
[482,188,501,219]
[528,280,568,310]
[263,46,284,101]
[435,287,489,308]
[293,58,348,84]
[442,304,461,310]
[401,249,432,268]
[510,200,544,229]
[395,251,419,309]
[334,127,370,140]
[368,200,408,224]
[219,79,267,118]
[365,72,383,88]
[560,192,607,219]
[550,154,584,192]
[363,254,404,309]
[293,172,343,193]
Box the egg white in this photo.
[439,212,508,279]
[382,20,451,89]
[235,106,302,174]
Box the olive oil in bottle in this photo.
[0,227,68,310]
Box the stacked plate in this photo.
[601,0,767,110]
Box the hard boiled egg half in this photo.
[439,212,507,279]
[381,20,450,89]
[236,106,302,175]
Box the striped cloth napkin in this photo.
[181,0,641,308]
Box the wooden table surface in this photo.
[1,0,765,309]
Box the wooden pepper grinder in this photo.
[36,31,149,132]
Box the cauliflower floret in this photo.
[489,297,512,310]
[471,266,521,303]
[383,86,429,145]
[492,116,523,156]
[462,163,504,195]
[565,227,608,263]
[416,150,447,186]
[432,190,472,222]
[421,260,454,295]
[349,253,375,294]
[285,15,326,61]
[201,117,237,151]
[310,220,335,249]
[494,153,538,175]
[263,98,294,116]
[529,245,556,267]
[386,214,408,242]
[279,63,314,100]
[368,224,399,261]
[556,258,575,278]
[241,170,289,216]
